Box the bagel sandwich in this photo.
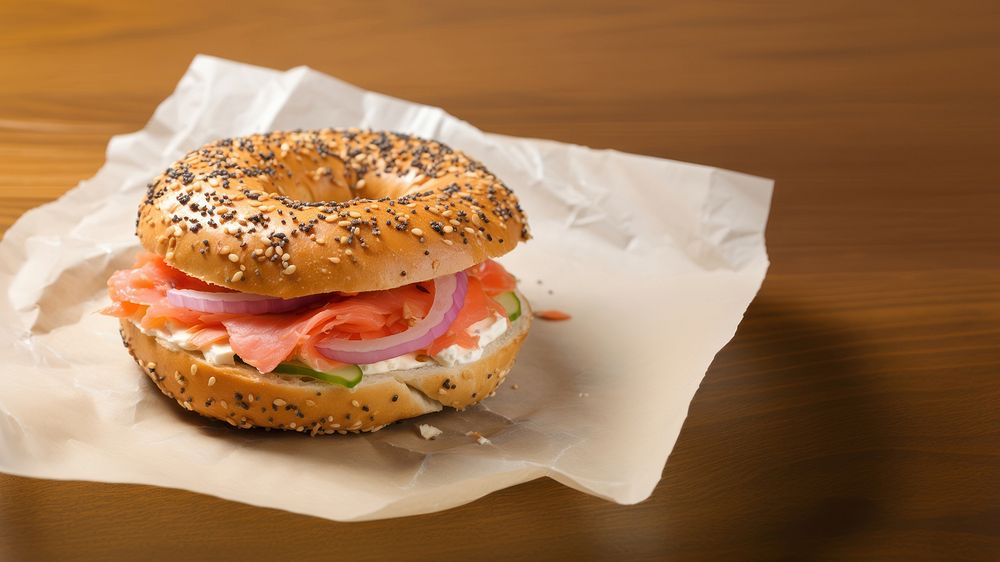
[104,129,531,434]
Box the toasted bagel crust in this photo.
[119,310,530,434]
[137,129,530,298]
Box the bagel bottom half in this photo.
[120,309,530,435]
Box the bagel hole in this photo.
[265,156,420,204]
[266,157,357,203]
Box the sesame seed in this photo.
[411,227,424,236]
[351,400,361,408]
[273,398,286,407]
[328,257,341,264]
[464,227,475,234]
[146,361,157,370]
[231,271,244,282]
[281,252,291,261]
[228,253,239,262]
[349,211,361,218]
[220,400,228,410]
[305,400,316,407]
[165,251,175,260]
[338,220,351,227]
[443,225,454,233]
[344,249,353,256]
[207,376,216,386]
[282,265,297,275]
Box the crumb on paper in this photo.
[511,383,519,390]
[578,392,590,398]
[465,431,492,445]
[534,309,571,321]
[418,424,443,440]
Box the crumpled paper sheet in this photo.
[0,55,772,521]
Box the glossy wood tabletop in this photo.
[2,1,998,560]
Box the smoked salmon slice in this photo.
[104,252,516,373]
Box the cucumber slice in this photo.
[274,362,363,388]
[495,291,521,321]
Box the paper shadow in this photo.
[654,294,893,559]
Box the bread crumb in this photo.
[418,424,443,440]
[465,431,492,445]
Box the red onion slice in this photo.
[166,288,327,315]
[316,272,468,365]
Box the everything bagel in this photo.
[138,129,530,298]
[107,129,533,433]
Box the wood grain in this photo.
[1,1,999,560]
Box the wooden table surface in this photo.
[2,1,998,560]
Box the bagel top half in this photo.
[137,129,530,298]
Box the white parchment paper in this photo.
[0,56,772,521]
